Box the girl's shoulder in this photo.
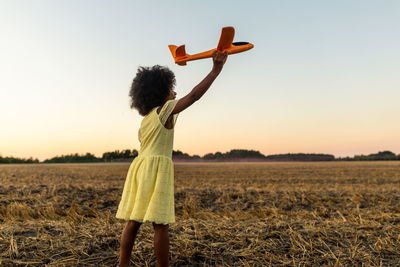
[142,100,178,126]
[149,100,178,117]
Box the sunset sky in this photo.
[1,1,399,161]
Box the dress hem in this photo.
[115,215,174,225]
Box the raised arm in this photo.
[171,50,228,114]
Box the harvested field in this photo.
[0,161,399,266]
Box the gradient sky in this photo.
[1,0,399,161]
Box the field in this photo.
[0,161,399,266]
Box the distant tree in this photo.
[102,149,138,162]
[200,149,266,161]
[224,149,265,159]
[369,151,397,160]
[336,156,355,161]
[353,150,397,161]
[203,153,217,160]
[43,153,102,163]
[265,153,334,161]
[131,149,139,158]
[215,152,223,158]
[172,150,184,156]
[173,150,193,160]
[0,155,40,164]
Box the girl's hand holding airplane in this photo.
[212,50,228,73]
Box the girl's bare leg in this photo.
[118,220,142,267]
[153,222,169,267]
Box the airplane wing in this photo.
[216,26,235,51]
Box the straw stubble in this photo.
[0,161,399,266]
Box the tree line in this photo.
[336,151,400,161]
[1,149,399,164]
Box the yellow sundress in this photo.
[115,99,179,224]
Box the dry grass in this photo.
[0,161,399,266]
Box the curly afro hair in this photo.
[129,65,176,116]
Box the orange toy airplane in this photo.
[168,26,254,66]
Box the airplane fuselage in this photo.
[174,42,254,65]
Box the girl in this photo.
[116,50,228,267]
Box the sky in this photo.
[1,0,399,161]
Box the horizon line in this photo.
[1,148,399,161]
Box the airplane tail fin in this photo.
[168,45,188,66]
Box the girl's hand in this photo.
[212,50,228,73]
